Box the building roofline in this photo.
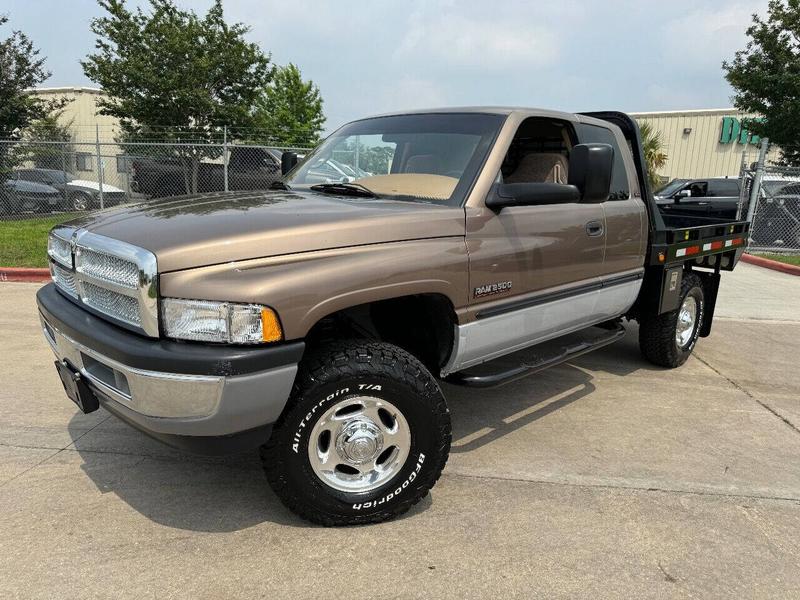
[27,86,104,95]
[629,108,739,116]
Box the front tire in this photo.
[639,272,705,368]
[261,340,451,526]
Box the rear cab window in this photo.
[575,123,635,200]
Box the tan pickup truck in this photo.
[38,107,750,525]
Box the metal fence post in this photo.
[736,151,748,220]
[745,138,769,246]
[223,125,229,193]
[95,124,105,210]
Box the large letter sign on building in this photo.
[719,116,761,145]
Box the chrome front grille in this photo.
[50,262,77,297]
[76,247,140,288]
[80,280,142,326]
[48,227,159,336]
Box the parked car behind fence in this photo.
[0,178,62,215]
[14,168,127,211]
[0,137,309,220]
[130,146,283,198]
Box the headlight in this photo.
[162,298,283,344]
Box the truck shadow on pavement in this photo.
[446,325,657,453]
[65,326,653,531]
[66,414,433,532]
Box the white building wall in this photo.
[27,87,124,188]
[631,108,780,181]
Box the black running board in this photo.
[445,323,626,388]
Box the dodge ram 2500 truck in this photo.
[38,108,750,526]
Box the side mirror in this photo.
[486,182,580,210]
[568,143,613,203]
[281,151,298,175]
[674,189,691,200]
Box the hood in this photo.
[65,189,465,272]
[69,180,125,194]
[5,179,59,193]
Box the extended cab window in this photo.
[576,124,631,200]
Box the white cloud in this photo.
[14,0,774,128]
[659,2,769,71]
[376,76,449,112]
[395,10,560,69]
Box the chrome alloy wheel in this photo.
[307,396,411,493]
[675,296,698,348]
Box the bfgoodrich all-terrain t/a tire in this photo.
[261,340,451,526]
[639,271,705,368]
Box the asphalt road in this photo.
[1,262,798,599]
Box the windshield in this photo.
[655,179,687,197]
[285,113,505,206]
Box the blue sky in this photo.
[3,0,769,132]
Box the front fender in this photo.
[159,238,469,340]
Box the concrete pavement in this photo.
[1,262,798,599]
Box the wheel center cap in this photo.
[336,419,383,465]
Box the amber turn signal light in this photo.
[261,308,283,342]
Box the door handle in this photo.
[585,220,604,237]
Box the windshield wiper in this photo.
[309,182,378,198]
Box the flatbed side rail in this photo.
[650,219,750,266]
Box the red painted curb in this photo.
[0,267,51,283]
[741,253,800,276]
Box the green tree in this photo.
[82,0,273,193]
[253,63,325,148]
[23,109,74,170]
[0,15,63,177]
[723,0,800,165]
[637,121,668,190]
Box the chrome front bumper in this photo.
[40,313,299,439]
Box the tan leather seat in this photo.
[505,152,568,184]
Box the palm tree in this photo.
[637,121,668,191]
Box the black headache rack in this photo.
[580,111,751,328]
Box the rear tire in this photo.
[639,272,705,368]
[261,340,451,526]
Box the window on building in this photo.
[76,153,93,172]
[116,155,131,174]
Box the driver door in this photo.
[455,117,607,371]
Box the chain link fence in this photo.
[0,135,310,220]
[739,146,800,254]
[2,130,799,259]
